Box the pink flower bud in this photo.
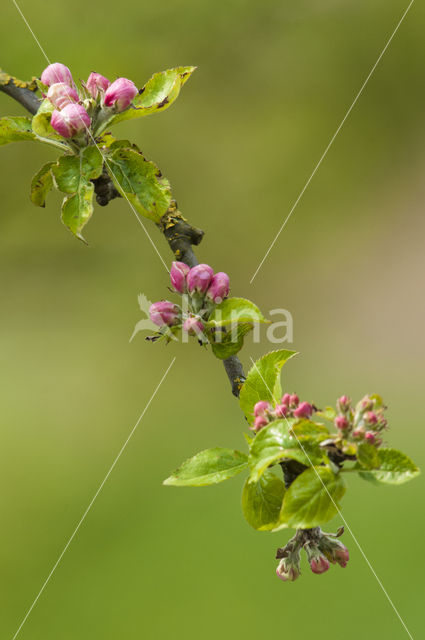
[183,316,205,336]
[276,558,300,582]
[352,427,365,439]
[86,72,110,99]
[289,394,299,407]
[41,63,74,87]
[254,401,271,417]
[365,431,376,444]
[359,395,374,412]
[334,546,350,568]
[170,261,190,293]
[293,401,313,419]
[104,77,138,111]
[337,395,351,412]
[47,83,79,110]
[50,103,91,138]
[310,555,330,575]
[281,393,291,407]
[334,415,349,430]
[274,404,288,418]
[252,416,268,432]
[187,264,214,294]
[318,534,349,568]
[149,301,180,327]
[365,411,378,425]
[206,272,230,303]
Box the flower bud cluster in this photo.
[40,62,138,140]
[252,394,315,433]
[276,528,349,582]
[333,394,388,447]
[148,262,230,341]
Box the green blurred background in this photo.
[1,0,424,638]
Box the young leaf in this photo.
[52,147,103,240]
[207,298,267,328]
[316,406,337,422]
[358,448,420,485]
[163,448,248,487]
[109,66,196,125]
[52,146,104,193]
[248,420,325,483]
[0,116,36,146]
[241,470,285,531]
[106,146,172,222]
[30,161,55,207]
[61,181,95,241]
[279,466,346,529]
[357,441,380,470]
[239,349,298,423]
[209,322,253,360]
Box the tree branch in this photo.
[159,202,246,396]
[0,69,40,115]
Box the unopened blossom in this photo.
[276,555,300,582]
[170,261,190,293]
[187,264,214,294]
[104,77,138,111]
[352,427,365,439]
[274,403,288,418]
[319,533,350,568]
[337,395,351,412]
[149,301,180,327]
[50,103,91,138]
[289,394,299,407]
[252,416,268,432]
[293,401,313,419]
[206,272,230,303]
[41,62,74,87]
[183,316,205,336]
[309,553,330,575]
[365,431,376,444]
[254,401,271,418]
[281,393,291,407]
[335,415,349,430]
[365,411,378,425]
[86,72,110,99]
[47,83,79,110]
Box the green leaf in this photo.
[358,448,420,485]
[280,466,346,529]
[209,322,253,359]
[0,116,36,146]
[30,161,55,207]
[163,448,248,487]
[109,66,196,125]
[316,406,337,422]
[239,349,298,423]
[52,146,104,194]
[357,442,380,470]
[32,98,64,142]
[292,419,330,439]
[241,470,285,531]
[61,181,95,241]
[248,420,325,483]
[207,297,267,329]
[106,146,171,222]
[51,147,103,240]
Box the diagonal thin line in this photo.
[12,0,169,273]
[249,356,414,640]
[249,0,415,284]
[11,357,176,640]
[12,0,51,64]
